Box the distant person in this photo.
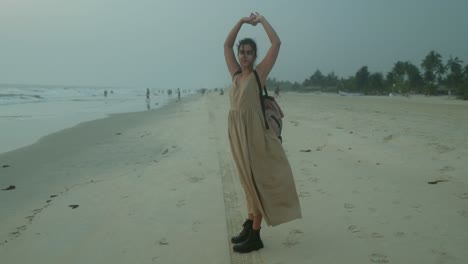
[146,88,150,100]
[104,90,108,97]
[146,99,151,110]
[177,88,181,102]
[274,86,280,98]
[224,12,301,253]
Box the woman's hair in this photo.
[237,38,257,57]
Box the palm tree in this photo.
[404,62,424,93]
[368,72,385,95]
[355,66,370,93]
[464,65,468,80]
[421,50,444,94]
[303,69,324,88]
[392,61,407,86]
[445,56,464,96]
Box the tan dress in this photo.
[228,72,302,227]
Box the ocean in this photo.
[0,83,189,153]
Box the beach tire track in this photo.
[208,105,265,264]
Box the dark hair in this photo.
[237,38,257,57]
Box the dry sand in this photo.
[1,92,467,263]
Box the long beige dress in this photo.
[228,72,302,227]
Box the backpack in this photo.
[253,70,284,143]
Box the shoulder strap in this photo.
[253,70,270,130]
[253,70,269,96]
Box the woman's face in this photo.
[238,44,256,68]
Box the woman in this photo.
[224,12,302,253]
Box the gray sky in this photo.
[1,0,467,89]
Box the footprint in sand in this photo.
[289,121,299,126]
[289,229,303,235]
[191,221,201,232]
[308,177,318,183]
[411,205,422,213]
[394,232,406,238]
[383,134,394,143]
[455,192,468,199]
[370,253,390,263]
[371,232,384,238]
[282,229,303,248]
[301,168,312,175]
[347,225,361,233]
[430,249,454,262]
[140,132,152,138]
[299,191,311,198]
[457,210,467,218]
[316,145,326,151]
[158,238,169,246]
[439,166,455,173]
[344,203,355,211]
[427,142,454,154]
[316,188,326,194]
[282,237,299,248]
[402,215,412,220]
[161,149,169,155]
[176,200,186,208]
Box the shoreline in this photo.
[0,94,187,154]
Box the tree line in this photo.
[266,50,468,100]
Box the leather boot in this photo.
[233,228,264,253]
[231,219,253,244]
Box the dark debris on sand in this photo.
[427,180,449,185]
[2,185,16,191]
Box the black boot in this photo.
[233,228,264,253]
[231,219,253,244]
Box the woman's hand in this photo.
[240,16,254,25]
[249,12,264,26]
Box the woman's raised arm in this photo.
[252,13,281,86]
[224,17,253,78]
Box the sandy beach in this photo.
[1,92,467,263]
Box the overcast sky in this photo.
[1,0,467,89]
